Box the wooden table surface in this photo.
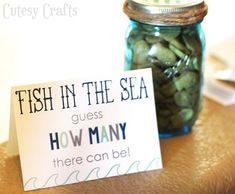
[1,98,235,194]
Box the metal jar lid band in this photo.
[123,0,208,25]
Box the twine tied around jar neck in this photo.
[123,0,208,26]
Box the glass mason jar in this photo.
[123,0,208,137]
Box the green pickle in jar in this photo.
[123,0,208,137]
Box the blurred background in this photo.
[203,0,235,48]
[0,0,235,143]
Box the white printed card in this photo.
[9,68,162,191]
